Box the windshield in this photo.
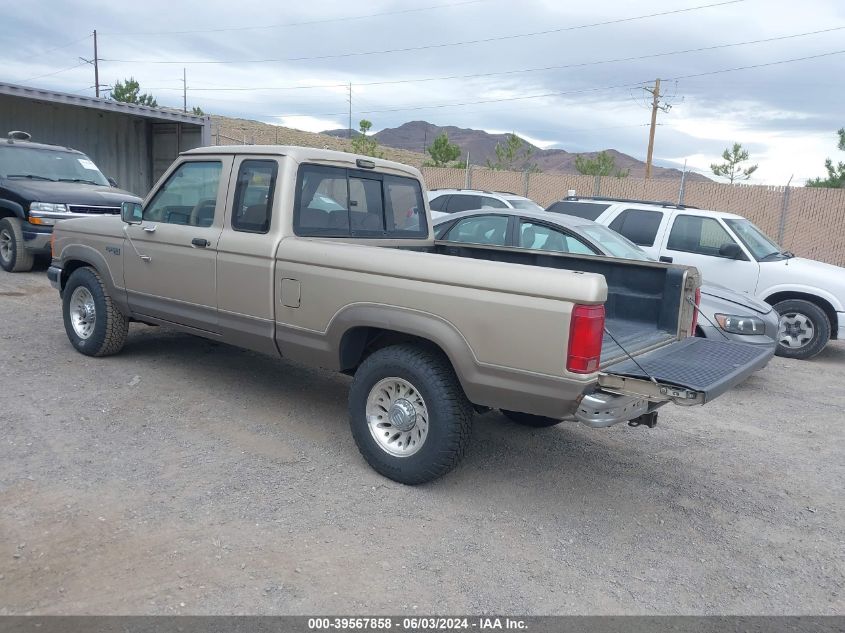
[579,224,651,261]
[0,145,109,186]
[507,198,544,212]
[724,218,785,261]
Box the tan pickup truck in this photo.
[48,146,772,484]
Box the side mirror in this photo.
[121,201,143,225]
[107,176,118,187]
[719,242,744,260]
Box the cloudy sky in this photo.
[5,0,844,184]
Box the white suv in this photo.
[428,189,543,218]
[546,196,845,360]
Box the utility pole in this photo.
[347,83,353,139]
[643,78,672,180]
[93,29,100,98]
[182,68,187,112]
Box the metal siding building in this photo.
[0,82,210,196]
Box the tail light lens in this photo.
[567,304,605,374]
[691,287,701,335]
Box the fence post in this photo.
[523,170,530,197]
[593,174,601,196]
[464,151,471,189]
[778,176,793,245]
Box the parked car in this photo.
[427,188,543,219]
[546,195,845,360]
[48,146,771,484]
[0,131,141,273]
[432,208,779,352]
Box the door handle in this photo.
[143,225,157,233]
[191,237,210,248]
[659,256,674,263]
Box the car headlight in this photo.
[30,202,69,213]
[714,313,766,335]
[29,202,70,226]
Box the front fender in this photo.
[759,283,845,313]
[56,243,129,315]
[0,198,26,220]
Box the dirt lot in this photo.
[1,265,843,615]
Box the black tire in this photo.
[501,409,562,428]
[62,266,129,357]
[348,344,474,485]
[0,217,35,272]
[773,299,830,360]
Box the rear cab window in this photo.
[294,164,427,239]
[231,159,277,234]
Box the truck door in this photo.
[215,156,281,354]
[123,158,232,333]
[657,213,760,291]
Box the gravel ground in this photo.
[1,265,843,615]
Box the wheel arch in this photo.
[0,199,26,220]
[765,291,838,339]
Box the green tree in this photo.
[574,151,629,178]
[110,77,157,107]
[191,106,205,116]
[710,142,758,183]
[806,128,845,188]
[486,133,538,172]
[424,132,461,167]
[350,119,383,158]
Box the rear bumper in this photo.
[837,312,845,340]
[574,391,662,428]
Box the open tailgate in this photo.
[598,338,774,406]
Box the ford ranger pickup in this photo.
[47,146,772,484]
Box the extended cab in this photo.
[48,147,772,484]
[0,131,141,272]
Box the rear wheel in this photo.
[501,409,562,428]
[348,344,473,485]
[773,299,830,360]
[0,217,35,272]
[62,267,129,357]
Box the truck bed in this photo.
[428,242,692,365]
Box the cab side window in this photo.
[231,160,277,234]
[144,161,222,227]
[608,208,663,247]
[667,215,739,257]
[294,164,427,238]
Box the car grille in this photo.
[68,205,121,215]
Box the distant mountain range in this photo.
[323,120,709,181]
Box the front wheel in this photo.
[62,267,129,357]
[773,299,830,360]
[348,344,474,485]
[0,217,35,272]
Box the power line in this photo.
[101,0,746,65]
[19,61,90,83]
[146,25,845,93]
[101,0,490,36]
[261,47,845,118]
[17,34,92,61]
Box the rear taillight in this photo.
[567,304,605,374]
[691,287,701,335]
